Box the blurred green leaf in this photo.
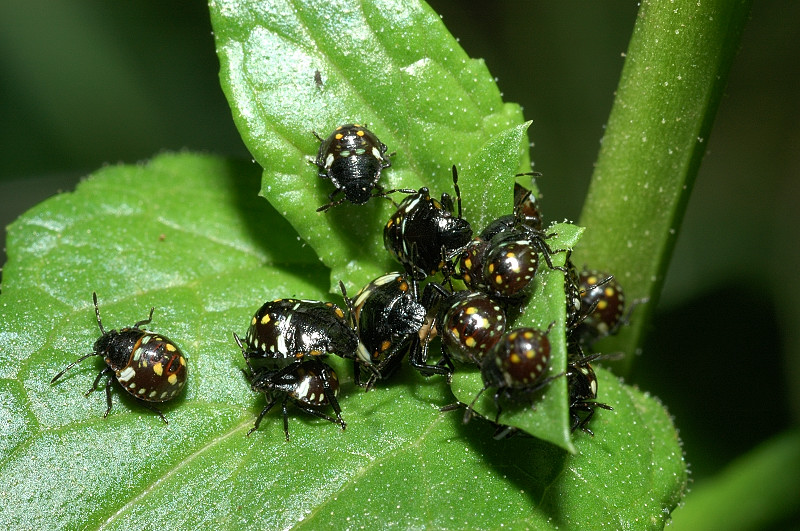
[669,429,800,531]
[0,153,686,529]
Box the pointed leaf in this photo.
[211,0,530,290]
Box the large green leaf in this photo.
[0,153,686,528]
[210,0,582,450]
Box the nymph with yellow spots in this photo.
[51,292,188,423]
[312,123,393,212]
[234,297,380,437]
[234,298,379,386]
[465,324,559,424]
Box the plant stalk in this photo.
[576,0,753,371]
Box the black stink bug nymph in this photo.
[50,292,188,423]
[244,357,346,441]
[344,274,453,386]
[567,352,614,436]
[347,273,426,383]
[234,298,379,383]
[383,165,473,280]
[575,269,626,343]
[312,123,392,212]
[436,290,507,366]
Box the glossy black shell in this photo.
[250,360,340,407]
[314,123,391,205]
[478,184,543,242]
[384,188,473,280]
[567,354,613,435]
[568,361,598,405]
[246,359,345,439]
[513,182,543,232]
[351,273,426,365]
[479,214,516,243]
[243,299,359,362]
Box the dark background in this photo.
[2,1,797,483]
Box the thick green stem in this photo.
[576,0,752,369]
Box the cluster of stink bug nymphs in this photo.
[50,123,633,440]
[229,123,636,440]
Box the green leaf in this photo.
[0,153,686,528]
[449,223,584,452]
[210,0,530,291]
[538,367,688,529]
[669,429,800,531]
[575,0,753,370]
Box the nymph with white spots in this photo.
[459,233,540,301]
[312,123,393,212]
[234,298,375,438]
[384,165,473,281]
[234,298,379,388]
[234,298,373,365]
[50,292,188,423]
[567,352,614,436]
[244,357,345,441]
[574,269,626,344]
[435,290,507,366]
